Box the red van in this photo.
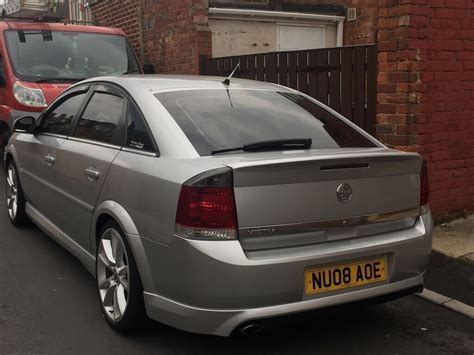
[0,21,147,152]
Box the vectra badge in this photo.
[336,183,353,203]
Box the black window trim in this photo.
[65,82,159,155]
[70,84,127,147]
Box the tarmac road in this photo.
[0,169,473,354]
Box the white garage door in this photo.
[277,25,325,51]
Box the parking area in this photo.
[0,170,473,354]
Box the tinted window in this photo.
[41,93,87,135]
[126,104,154,152]
[155,90,376,156]
[75,92,124,144]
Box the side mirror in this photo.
[13,116,35,133]
[143,63,155,74]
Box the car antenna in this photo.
[222,62,240,86]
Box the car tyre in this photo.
[96,221,148,333]
[5,160,29,227]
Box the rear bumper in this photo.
[139,213,433,336]
[144,275,424,336]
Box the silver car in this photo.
[4,76,432,336]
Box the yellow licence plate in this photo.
[305,257,387,295]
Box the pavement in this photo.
[418,215,474,321]
[0,169,473,354]
[432,215,474,263]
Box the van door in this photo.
[53,87,125,251]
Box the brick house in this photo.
[88,0,474,219]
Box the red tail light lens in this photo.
[175,169,238,240]
[420,160,429,207]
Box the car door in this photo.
[53,85,125,251]
[14,87,89,222]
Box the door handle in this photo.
[85,167,101,180]
[44,154,55,166]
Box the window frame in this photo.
[39,81,159,154]
[70,84,127,147]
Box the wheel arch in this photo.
[92,201,156,293]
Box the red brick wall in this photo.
[376,0,474,218]
[91,0,211,74]
[91,0,141,55]
[415,1,474,217]
[141,0,211,74]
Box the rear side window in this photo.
[75,92,124,144]
[155,90,376,156]
[126,104,154,152]
[41,92,87,136]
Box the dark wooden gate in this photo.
[201,45,377,135]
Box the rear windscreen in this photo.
[155,89,376,156]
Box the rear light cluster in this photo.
[175,168,238,240]
[420,160,429,209]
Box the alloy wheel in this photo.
[97,228,130,323]
[6,164,18,221]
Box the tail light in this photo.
[420,160,429,208]
[175,168,238,240]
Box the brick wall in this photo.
[376,0,474,218]
[415,1,474,217]
[141,0,211,74]
[91,0,211,74]
[91,0,141,55]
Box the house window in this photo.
[69,0,92,23]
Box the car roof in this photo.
[81,75,294,94]
[0,21,125,35]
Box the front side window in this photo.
[40,92,87,136]
[155,89,377,156]
[126,104,154,152]
[4,30,139,83]
[75,92,124,144]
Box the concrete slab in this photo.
[432,215,474,260]
[417,289,474,319]
[443,299,474,319]
[417,289,452,305]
